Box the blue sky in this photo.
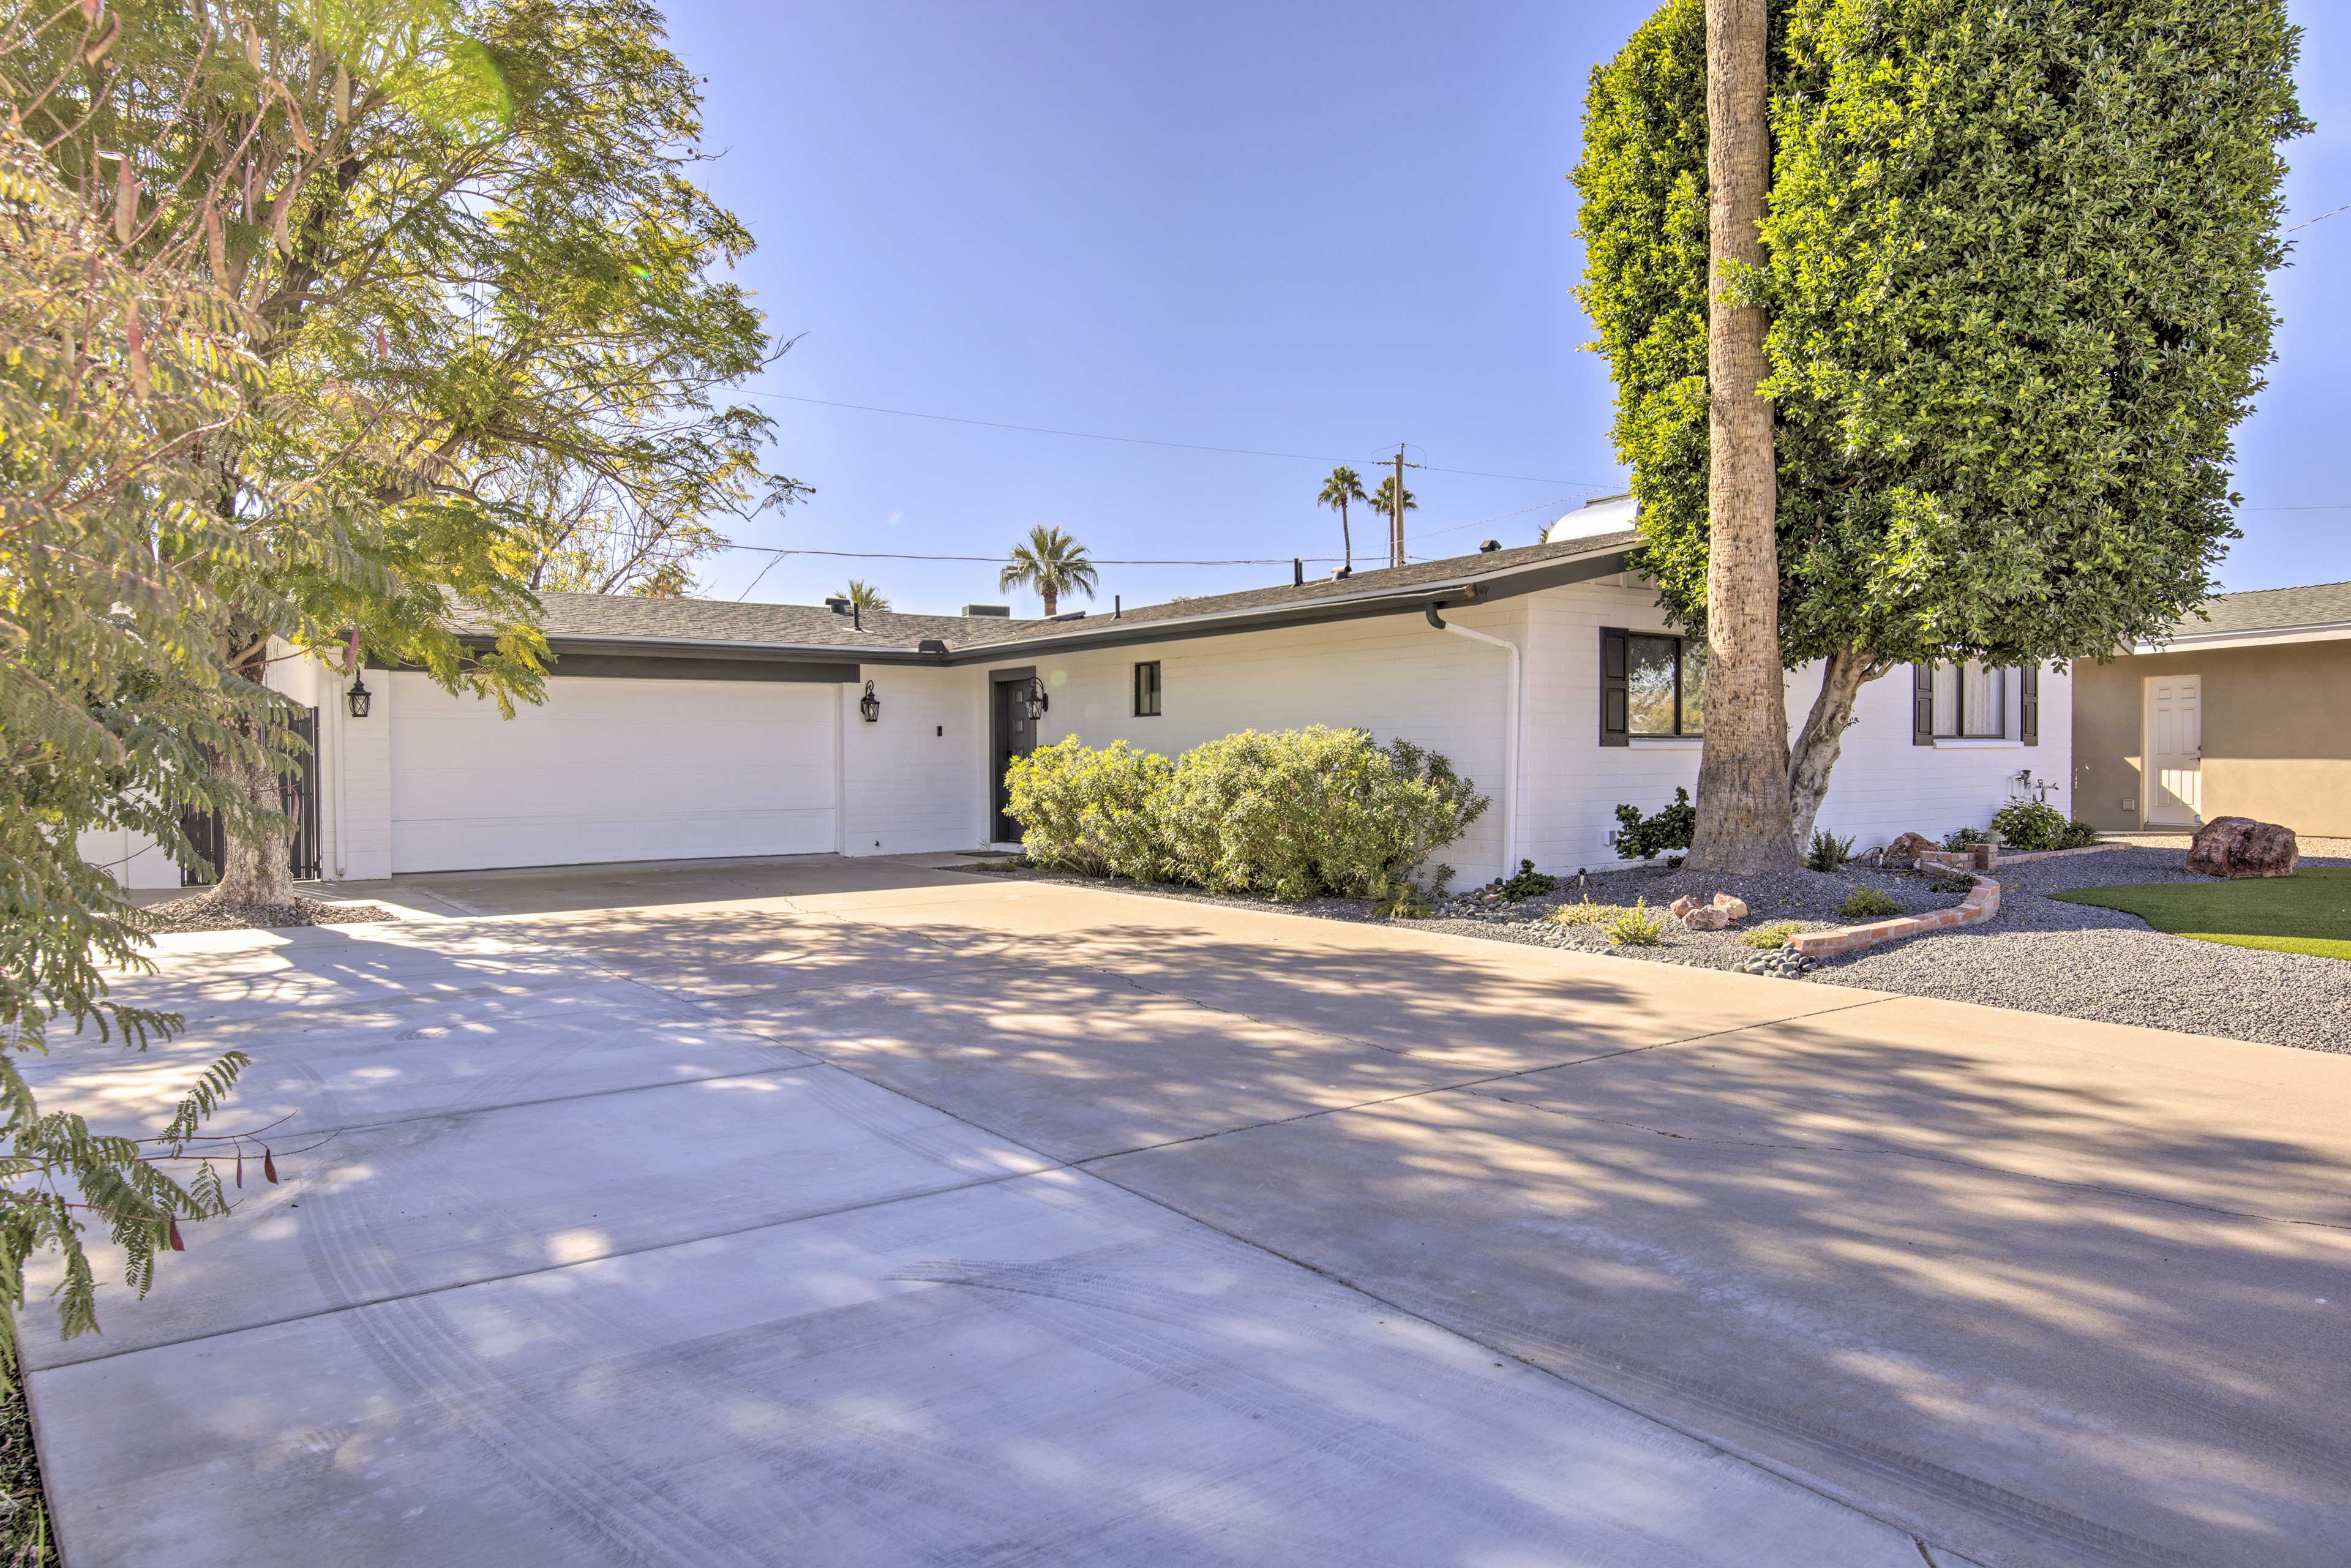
[661,0,2351,615]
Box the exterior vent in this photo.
[1479,539,1501,552]
[823,596,852,614]
[961,604,1011,618]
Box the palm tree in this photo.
[843,579,891,613]
[1370,475,1417,564]
[1317,466,1369,572]
[999,525,1098,617]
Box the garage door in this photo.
[389,673,838,873]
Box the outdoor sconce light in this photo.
[345,673,372,719]
[858,680,880,723]
[1022,675,1049,721]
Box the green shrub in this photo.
[1605,898,1667,945]
[1738,920,1803,950]
[1547,898,1623,928]
[2057,817,2102,850]
[1498,859,1557,900]
[1003,737,1176,880]
[1948,826,1990,849]
[1610,787,1695,861]
[1805,828,1854,872]
[1927,872,1976,895]
[1837,887,1903,920]
[1990,800,2069,852]
[1161,727,1488,903]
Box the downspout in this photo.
[1426,603,1520,876]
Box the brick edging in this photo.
[1787,877,2001,959]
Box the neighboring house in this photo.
[2073,579,2351,837]
[88,514,2070,890]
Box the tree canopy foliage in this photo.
[1575,0,2306,835]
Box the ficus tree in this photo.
[1576,0,2306,846]
[29,0,806,906]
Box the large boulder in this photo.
[2186,817,2300,879]
[1711,893,1749,921]
[1680,904,1730,931]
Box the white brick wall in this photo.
[839,665,989,854]
[962,600,1529,885]
[1517,575,2073,870]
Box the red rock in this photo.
[1681,905,1730,931]
[1668,895,1698,918]
[1711,893,1749,921]
[1886,832,1937,860]
[2188,817,2300,879]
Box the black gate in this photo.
[180,707,323,887]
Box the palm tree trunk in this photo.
[1787,647,1882,849]
[1340,501,1352,572]
[1041,584,1057,617]
[1686,0,1797,874]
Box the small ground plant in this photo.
[1610,788,1694,862]
[1498,860,1557,900]
[1738,920,1804,950]
[1805,829,1854,872]
[1547,899,1620,928]
[1605,899,1667,945]
[1838,887,1903,920]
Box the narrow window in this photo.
[1615,632,1704,738]
[1929,662,2008,738]
[1132,660,1162,718]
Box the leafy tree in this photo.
[1316,465,1368,572]
[999,525,1098,617]
[0,9,299,1376]
[842,579,890,613]
[1576,0,2304,846]
[1368,474,1415,563]
[32,0,805,906]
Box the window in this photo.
[1132,660,1162,718]
[1933,662,2005,738]
[1600,628,1703,744]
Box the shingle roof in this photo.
[486,530,1644,659]
[2169,580,2351,640]
[503,593,1044,651]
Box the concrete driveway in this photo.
[28,856,2349,1567]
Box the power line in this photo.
[2284,202,2351,233]
[743,389,1617,490]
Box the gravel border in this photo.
[975,844,2350,1053]
[137,896,399,934]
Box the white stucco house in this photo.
[89,502,2071,891]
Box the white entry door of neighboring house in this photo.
[388,673,839,873]
[2145,674,2203,826]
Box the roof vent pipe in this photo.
[1114,595,1121,620]
[1293,557,1303,586]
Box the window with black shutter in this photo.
[1600,628,1629,746]
[2019,663,2039,746]
[1132,660,1161,718]
[1602,628,1703,741]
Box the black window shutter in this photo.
[1911,664,1935,746]
[2019,662,2039,747]
[1600,628,1629,746]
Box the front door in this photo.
[2146,674,2202,825]
[989,674,1038,843]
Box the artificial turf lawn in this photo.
[2047,866,2351,961]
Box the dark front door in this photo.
[989,674,1038,842]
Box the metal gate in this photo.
[179,707,323,887]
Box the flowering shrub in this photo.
[1002,738,1176,881]
[1004,727,1487,905]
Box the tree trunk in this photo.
[1787,646,1883,849]
[1340,501,1352,572]
[1686,0,1796,874]
[1041,583,1057,617]
[208,710,296,906]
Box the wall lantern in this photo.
[858,680,881,723]
[1022,675,1049,721]
[345,673,372,719]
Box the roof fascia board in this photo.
[2130,621,2351,654]
[944,546,1636,664]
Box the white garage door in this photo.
[389,673,838,873]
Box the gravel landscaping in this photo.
[137,895,399,934]
[978,841,2351,1053]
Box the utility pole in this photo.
[1387,446,1420,568]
